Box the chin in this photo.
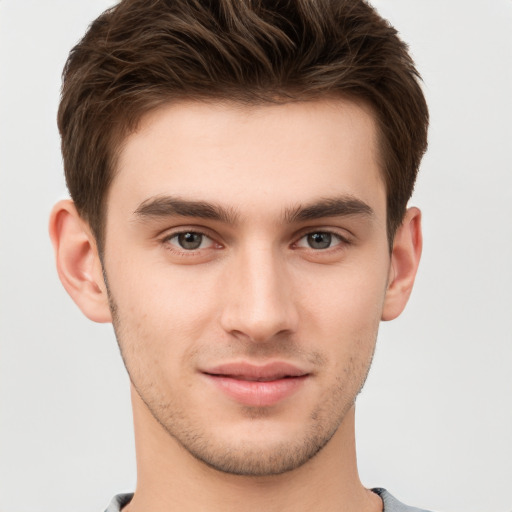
[159,406,345,477]
[182,433,333,477]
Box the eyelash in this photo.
[162,229,218,255]
[161,228,352,256]
[293,231,351,251]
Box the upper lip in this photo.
[202,361,309,382]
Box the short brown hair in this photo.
[58,0,428,252]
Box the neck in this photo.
[125,387,381,512]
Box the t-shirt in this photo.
[104,488,433,511]
[372,488,433,512]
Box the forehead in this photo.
[110,98,385,221]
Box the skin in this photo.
[50,99,422,512]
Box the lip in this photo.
[202,361,310,407]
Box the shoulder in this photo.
[372,488,435,512]
[104,490,433,512]
[104,493,133,512]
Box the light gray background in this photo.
[1,1,511,511]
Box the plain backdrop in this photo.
[0,1,511,511]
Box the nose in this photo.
[219,245,299,343]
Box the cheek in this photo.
[298,261,387,359]
[106,259,222,357]
[300,258,388,322]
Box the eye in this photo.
[296,231,343,250]
[166,231,214,251]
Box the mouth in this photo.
[208,375,299,382]
[201,361,310,407]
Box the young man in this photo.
[49,1,429,510]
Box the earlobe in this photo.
[49,199,112,323]
[381,207,422,321]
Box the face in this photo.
[102,99,391,476]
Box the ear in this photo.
[49,199,112,323]
[381,207,422,321]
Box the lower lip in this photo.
[204,374,308,407]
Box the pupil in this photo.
[178,232,202,250]
[308,232,331,249]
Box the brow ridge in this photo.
[284,196,374,223]
[134,195,239,224]
[133,194,373,225]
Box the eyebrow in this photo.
[133,194,373,224]
[284,196,374,223]
[134,195,239,224]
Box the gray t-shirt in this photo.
[105,488,433,511]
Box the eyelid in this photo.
[292,228,352,247]
[166,231,214,249]
[294,232,340,249]
[160,226,223,253]
[159,224,217,241]
[157,225,352,253]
